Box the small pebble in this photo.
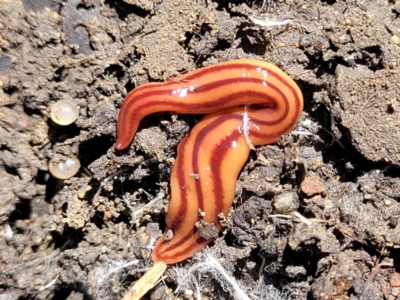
[300,175,325,197]
[384,199,392,206]
[273,191,299,214]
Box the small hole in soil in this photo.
[51,283,89,300]
[125,80,135,93]
[223,230,237,247]
[321,0,337,4]
[104,0,149,19]
[114,213,130,225]
[3,85,18,96]
[390,248,400,270]
[90,211,105,229]
[213,0,259,11]
[54,66,67,82]
[105,64,125,79]
[36,169,49,185]
[356,46,384,71]
[155,213,167,232]
[47,122,80,143]
[78,135,115,166]
[8,201,31,223]
[50,224,85,250]
[387,104,395,114]
[77,2,94,10]
[236,28,268,56]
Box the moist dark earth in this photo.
[1,0,400,299]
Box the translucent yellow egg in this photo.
[48,157,81,179]
[50,100,79,125]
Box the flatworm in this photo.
[116,59,303,264]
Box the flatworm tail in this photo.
[152,111,249,263]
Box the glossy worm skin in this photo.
[116,59,303,264]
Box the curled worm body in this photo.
[116,59,303,264]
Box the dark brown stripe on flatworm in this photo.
[170,136,189,230]
[192,114,243,216]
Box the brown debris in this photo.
[300,174,326,197]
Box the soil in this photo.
[1,0,400,299]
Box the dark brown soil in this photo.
[1,0,400,299]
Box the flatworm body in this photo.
[115,59,303,264]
